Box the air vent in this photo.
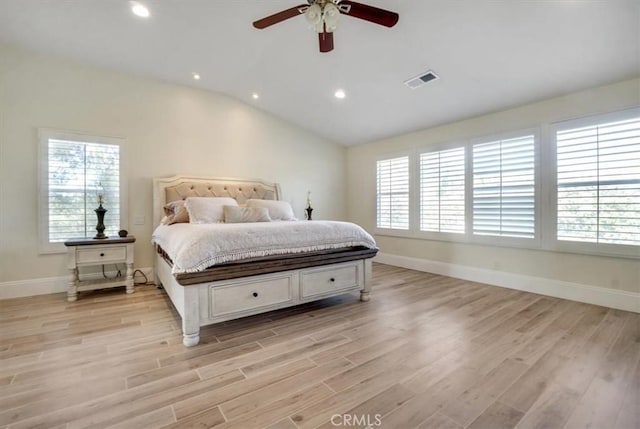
[404,70,439,89]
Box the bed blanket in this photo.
[152,221,377,274]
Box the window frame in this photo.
[416,143,468,242]
[468,128,542,249]
[375,152,413,237]
[38,128,128,254]
[546,108,640,258]
[373,109,638,259]
[376,129,543,250]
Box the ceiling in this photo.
[0,1,638,146]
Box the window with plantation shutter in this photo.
[473,135,535,238]
[555,115,640,246]
[39,130,126,253]
[420,147,465,233]
[376,156,409,230]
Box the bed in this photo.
[152,175,378,346]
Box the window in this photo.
[373,109,638,258]
[376,156,409,230]
[39,129,126,253]
[555,115,640,247]
[472,135,535,238]
[420,147,465,233]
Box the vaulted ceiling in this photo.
[0,0,638,145]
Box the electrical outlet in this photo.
[133,215,145,225]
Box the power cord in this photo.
[133,269,151,285]
[102,264,122,279]
[99,266,153,285]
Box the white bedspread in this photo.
[152,221,377,274]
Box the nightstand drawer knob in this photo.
[330,278,335,282]
[100,253,105,257]
[252,292,259,298]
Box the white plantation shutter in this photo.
[556,116,640,246]
[473,135,535,238]
[377,156,409,230]
[48,139,120,242]
[420,147,465,233]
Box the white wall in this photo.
[347,79,640,298]
[0,44,346,285]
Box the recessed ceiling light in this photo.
[334,89,346,99]
[130,1,150,18]
[192,73,201,80]
[252,93,260,100]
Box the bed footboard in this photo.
[155,251,373,347]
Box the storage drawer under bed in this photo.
[300,262,361,299]
[208,274,294,317]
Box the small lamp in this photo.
[305,190,313,221]
[94,183,108,239]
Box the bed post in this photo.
[181,286,201,347]
[360,258,373,302]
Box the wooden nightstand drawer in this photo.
[76,246,127,264]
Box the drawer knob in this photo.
[252,292,259,298]
[100,253,105,257]
[330,278,335,282]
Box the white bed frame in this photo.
[153,175,373,347]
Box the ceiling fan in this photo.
[252,0,399,53]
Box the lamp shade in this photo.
[305,3,323,32]
[323,3,340,32]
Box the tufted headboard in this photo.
[153,175,282,226]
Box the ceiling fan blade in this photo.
[339,1,399,27]
[318,30,334,53]
[252,4,307,29]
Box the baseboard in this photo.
[0,267,155,300]
[374,253,639,313]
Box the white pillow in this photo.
[185,197,238,224]
[224,206,271,223]
[246,199,297,221]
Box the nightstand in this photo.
[64,236,136,302]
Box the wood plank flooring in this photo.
[0,263,638,429]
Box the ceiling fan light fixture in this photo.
[252,0,398,52]
[323,3,340,32]
[305,4,323,31]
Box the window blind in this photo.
[473,135,535,238]
[556,117,640,246]
[377,156,409,230]
[420,147,465,233]
[48,139,120,242]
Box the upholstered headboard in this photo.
[153,175,282,226]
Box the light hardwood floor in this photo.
[0,263,638,429]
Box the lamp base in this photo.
[95,205,108,239]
